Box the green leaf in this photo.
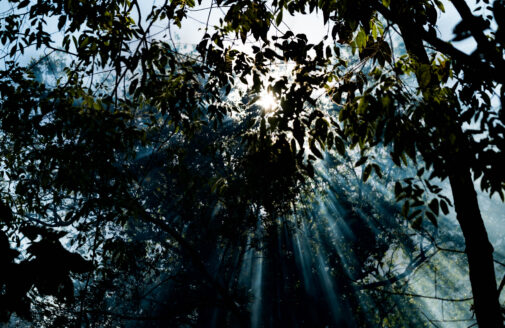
[418,64,432,88]
[275,10,283,26]
[80,37,90,48]
[355,28,367,51]
[434,0,445,12]
[372,23,377,41]
[357,96,368,114]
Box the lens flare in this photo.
[256,90,278,112]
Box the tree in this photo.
[0,0,504,326]
[328,1,505,326]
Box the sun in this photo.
[256,90,278,112]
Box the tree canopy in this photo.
[1,0,505,326]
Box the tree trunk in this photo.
[449,168,502,327]
[390,9,504,326]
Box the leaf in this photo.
[129,78,138,95]
[394,181,402,197]
[357,96,368,114]
[411,216,423,229]
[282,31,294,39]
[428,199,439,216]
[240,30,247,43]
[306,162,314,178]
[371,22,378,41]
[355,156,368,167]
[58,15,67,30]
[418,64,432,88]
[79,37,90,49]
[310,139,323,159]
[18,0,29,9]
[400,152,408,166]
[402,201,410,217]
[10,44,17,57]
[434,0,445,12]
[327,132,334,149]
[426,211,438,227]
[372,164,382,179]
[440,199,449,215]
[362,164,372,182]
[391,153,401,167]
[211,178,226,194]
[275,10,283,26]
[334,136,345,155]
[355,28,367,51]
[325,45,332,58]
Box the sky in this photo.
[0,0,480,68]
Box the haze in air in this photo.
[0,0,505,327]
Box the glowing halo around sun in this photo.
[256,90,278,112]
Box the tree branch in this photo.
[372,2,504,83]
[376,289,473,302]
[356,246,436,290]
